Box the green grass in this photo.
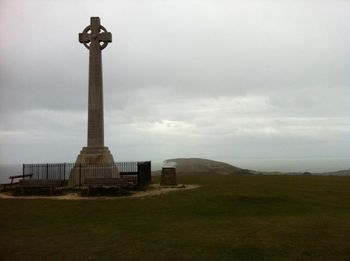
[1,175,350,260]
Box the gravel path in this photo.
[0,184,200,200]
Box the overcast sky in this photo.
[0,0,349,171]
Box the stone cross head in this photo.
[79,17,112,50]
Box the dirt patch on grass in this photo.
[0,184,200,200]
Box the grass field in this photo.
[1,175,350,260]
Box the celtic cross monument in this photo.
[74,17,115,165]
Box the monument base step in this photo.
[69,146,118,187]
[75,146,115,164]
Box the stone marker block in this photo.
[160,167,177,186]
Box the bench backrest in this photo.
[9,174,33,179]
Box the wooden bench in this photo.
[9,174,33,184]
[1,174,33,191]
[84,178,129,195]
[18,179,64,195]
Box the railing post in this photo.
[46,163,49,179]
[137,162,141,186]
[22,164,25,178]
[64,163,66,181]
[148,161,151,183]
[79,163,82,188]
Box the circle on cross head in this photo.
[81,25,110,50]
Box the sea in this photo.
[1,158,349,184]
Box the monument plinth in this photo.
[69,17,117,186]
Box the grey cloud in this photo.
[0,0,349,172]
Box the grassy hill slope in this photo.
[1,175,350,260]
[154,158,350,176]
[163,158,252,175]
[323,169,350,176]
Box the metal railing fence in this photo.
[21,161,151,188]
